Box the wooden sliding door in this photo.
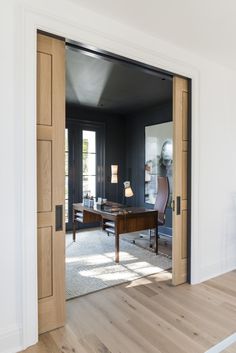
[172,76,189,285]
[37,33,65,333]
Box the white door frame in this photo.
[20,5,200,349]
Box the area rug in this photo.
[66,229,172,299]
[122,230,172,258]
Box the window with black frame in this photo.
[65,121,105,230]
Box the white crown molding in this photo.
[19,2,201,349]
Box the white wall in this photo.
[1,0,236,352]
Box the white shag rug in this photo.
[66,229,172,299]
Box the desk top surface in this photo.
[73,202,157,217]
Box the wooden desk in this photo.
[72,203,158,263]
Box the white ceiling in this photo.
[70,0,236,70]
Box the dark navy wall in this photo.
[125,101,172,207]
[66,101,173,232]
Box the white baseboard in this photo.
[198,261,236,284]
[0,326,22,353]
[205,333,236,352]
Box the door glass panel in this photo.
[65,152,68,175]
[83,130,96,153]
[83,153,96,176]
[65,129,69,223]
[83,175,96,197]
[82,130,96,198]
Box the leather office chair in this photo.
[150,176,170,252]
[133,176,170,253]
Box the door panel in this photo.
[37,52,52,126]
[182,151,188,199]
[182,91,188,141]
[172,76,189,285]
[37,140,52,212]
[37,33,65,333]
[37,227,53,299]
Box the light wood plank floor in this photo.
[22,270,236,353]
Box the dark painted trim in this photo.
[37,29,65,42]
[66,41,173,80]
[187,79,192,284]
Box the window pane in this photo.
[83,153,96,176]
[65,202,68,223]
[65,128,68,152]
[65,129,69,223]
[82,130,96,199]
[83,130,96,153]
[65,152,68,175]
[65,176,68,200]
[83,175,96,198]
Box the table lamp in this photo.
[123,181,134,204]
[111,165,118,183]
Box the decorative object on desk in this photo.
[97,197,103,205]
[111,164,118,183]
[96,197,107,210]
[88,197,94,208]
[83,194,89,207]
[83,195,94,208]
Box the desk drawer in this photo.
[82,210,101,223]
[117,213,157,234]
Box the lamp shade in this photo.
[125,186,134,198]
[111,165,118,175]
[111,174,118,183]
[111,165,118,183]
[123,181,134,198]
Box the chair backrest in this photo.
[154,176,170,225]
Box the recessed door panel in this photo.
[38,227,53,299]
[172,76,189,285]
[37,33,65,334]
[37,140,52,212]
[37,52,52,126]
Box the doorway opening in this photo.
[37,32,191,333]
[65,43,173,299]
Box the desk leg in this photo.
[73,218,76,242]
[115,233,119,263]
[156,225,158,255]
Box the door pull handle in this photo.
[55,205,63,231]
[176,196,181,215]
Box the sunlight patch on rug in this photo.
[66,229,171,299]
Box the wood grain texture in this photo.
[37,33,65,334]
[37,227,52,299]
[172,76,189,285]
[181,209,187,259]
[182,91,188,141]
[37,140,52,212]
[37,52,52,126]
[182,151,188,200]
[22,270,236,353]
